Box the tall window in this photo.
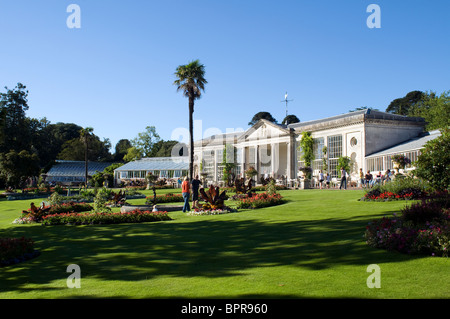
[327,135,342,178]
[312,138,324,172]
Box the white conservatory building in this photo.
[115,109,439,187]
[192,109,430,185]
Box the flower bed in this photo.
[0,237,40,267]
[360,177,429,201]
[41,210,171,226]
[236,192,285,209]
[187,207,238,216]
[365,194,450,257]
[15,202,94,224]
[362,190,422,201]
[145,193,184,204]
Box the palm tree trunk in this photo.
[84,140,88,187]
[189,96,194,181]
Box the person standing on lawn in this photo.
[191,175,201,209]
[182,176,191,212]
[340,167,347,190]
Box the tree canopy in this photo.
[281,114,300,125]
[414,128,450,190]
[248,112,277,126]
[386,90,424,115]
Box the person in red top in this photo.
[181,176,190,212]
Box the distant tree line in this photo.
[0,83,177,188]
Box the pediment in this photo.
[238,120,291,142]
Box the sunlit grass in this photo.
[0,189,448,298]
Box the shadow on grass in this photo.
[0,208,424,297]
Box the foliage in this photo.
[414,128,450,191]
[362,177,430,201]
[199,185,227,210]
[48,192,64,205]
[236,192,284,209]
[365,190,450,256]
[0,150,40,188]
[123,146,142,162]
[94,187,113,213]
[248,111,277,126]
[145,193,184,204]
[365,193,450,257]
[337,156,351,178]
[322,146,328,173]
[41,210,171,226]
[0,237,39,267]
[149,140,180,157]
[0,83,31,154]
[234,177,253,195]
[281,114,300,125]
[17,201,93,223]
[386,90,424,115]
[131,126,161,158]
[222,144,236,186]
[114,139,132,161]
[174,59,207,180]
[299,132,314,179]
[408,90,450,132]
[245,166,258,179]
[91,162,123,187]
[188,207,237,216]
[57,132,112,162]
[391,154,411,169]
[265,179,277,195]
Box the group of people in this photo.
[359,168,393,188]
[317,167,394,190]
[180,175,202,212]
[317,167,349,190]
[317,170,332,189]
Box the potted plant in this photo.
[245,166,258,181]
[146,172,158,205]
[392,154,411,175]
[299,167,312,189]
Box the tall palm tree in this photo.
[80,127,94,187]
[173,60,207,181]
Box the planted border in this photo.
[235,193,285,209]
[41,210,172,226]
[0,237,40,267]
[365,193,450,257]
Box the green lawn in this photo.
[0,189,448,299]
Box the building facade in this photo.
[115,109,437,187]
[193,109,429,185]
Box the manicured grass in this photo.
[0,189,448,298]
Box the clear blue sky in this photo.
[1,0,449,149]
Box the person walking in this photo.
[359,168,365,188]
[318,170,324,189]
[339,167,347,190]
[191,175,201,209]
[181,176,190,212]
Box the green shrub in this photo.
[363,177,430,201]
[41,210,171,226]
[0,237,39,267]
[236,192,285,209]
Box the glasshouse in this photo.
[114,157,189,186]
[45,160,112,185]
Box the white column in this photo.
[255,145,259,181]
[271,143,276,178]
[287,141,291,180]
[213,149,217,183]
[240,147,245,178]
